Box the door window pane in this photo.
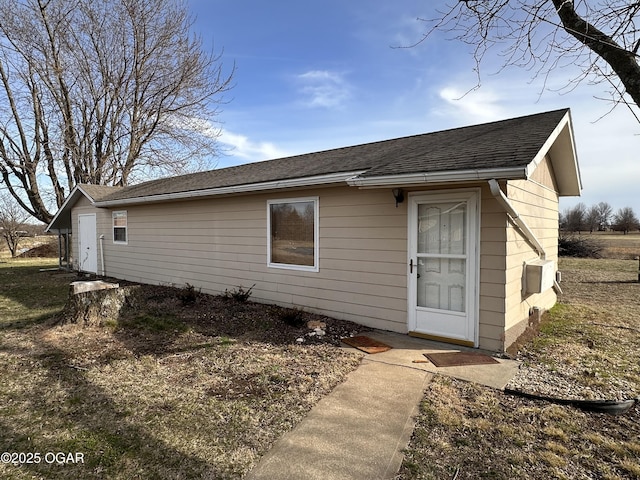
[417,258,466,312]
[416,200,468,313]
[418,202,466,255]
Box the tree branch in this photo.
[552,0,640,108]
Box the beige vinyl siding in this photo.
[97,185,409,332]
[503,155,559,347]
[68,173,561,351]
[476,184,508,351]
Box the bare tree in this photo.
[561,202,587,232]
[0,194,29,256]
[421,1,640,117]
[0,0,233,224]
[585,205,600,233]
[595,201,613,230]
[612,206,640,234]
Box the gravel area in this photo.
[506,361,638,402]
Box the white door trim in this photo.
[407,188,480,347]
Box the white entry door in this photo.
[408,190,479,345]
[78,214,98,274]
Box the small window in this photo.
[112,211,127,244]
[268,197,318,271]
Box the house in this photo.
[47,109,581,352]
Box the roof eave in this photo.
[95,171,367,207]
[45,184,96,232]
[346,166,528,188]
[525,110,582,197]
[551,110,582,196]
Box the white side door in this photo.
[408,190,479,346]
[78,214,98,274]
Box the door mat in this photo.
[424,351,499,367]
[341,336,392,354]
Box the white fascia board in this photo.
[45,185,95,232]
[95,171,367,207]
[524,111,570,178]
[523,110,582,196]
[346,166,527,188]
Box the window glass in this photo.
[113,211,127,243]
[268,199,317,269]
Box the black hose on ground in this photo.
[504,388,639,415]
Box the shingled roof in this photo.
[92,108,578,206]
[44,107,580,231]
[358,108,570,178]
[79,184,122,201]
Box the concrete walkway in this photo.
[245,331,519,480]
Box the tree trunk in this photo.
[552,0,640,108]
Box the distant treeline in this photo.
[560,202,640,234]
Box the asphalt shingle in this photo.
[97,109,569,202]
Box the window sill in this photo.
[267,262,318,273]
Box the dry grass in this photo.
[0,235,57,260]
[584,231,640,259]
[0,258,70,327]
[0,259,362,479]
[399,255,640,480]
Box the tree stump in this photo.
[61,281,142,326]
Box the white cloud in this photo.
[296,70,351,108]
[437,86,507,123]
[437,76,640,212]
[176,115,223,142]
[219,130,290,163]
[390,14,432,52]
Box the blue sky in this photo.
[188,0,638,214]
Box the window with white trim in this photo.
[112,211,127,244]
[267,197,318,271]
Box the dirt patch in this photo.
[106,283,366,349]
[8,236,59,258]
[16,242,57,257]
[51,281,367,361]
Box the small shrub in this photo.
[179,283,201,306]
[224,284,255,302]
[280,307,306,328]
[558,234,603,258]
